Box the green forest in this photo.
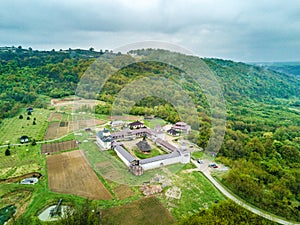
[1,47,300,222]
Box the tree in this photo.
[57,199,100,225]
[5,148,10,156]
[33,120,36,125]
[27,111,32,115]
[31,139,36,146]
[19,115,23,119]
[27,116,30,120]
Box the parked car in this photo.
[197,160,203,164]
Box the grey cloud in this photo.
[0,0,299,61]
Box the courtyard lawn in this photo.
[0,108,49,144]
[133,148,161,159]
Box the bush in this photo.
[32,139,36,146]
[5,148,10,156]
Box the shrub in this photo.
[5,148,10,156]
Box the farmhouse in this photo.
[128,121,144,129]
[96,129,113,150]
[110,120,125,128]
[172,122,191,134]
[167,128,180,136]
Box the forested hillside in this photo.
[0,47,300,221]
[253,61,300,77]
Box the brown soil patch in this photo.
[47,150,113,200]
[45,120,104,140]
[48,112,63,122]
[41,140,77,154]
[44,122,60,140]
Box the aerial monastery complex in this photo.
[96,121,191,175]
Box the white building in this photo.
[96,129,112,150]
[172,122,191,134]
[111,140,190,175]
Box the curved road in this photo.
[191,159,299,225]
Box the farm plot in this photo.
[113,184,135,200]
[41,140,77,154]
[69,119,105,131]
[47,112,63,122]
[44,114,104,140]
[47,150,113,200]
[44,122,61,140]
[101,197,175,225]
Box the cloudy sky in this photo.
[1,0,300,62]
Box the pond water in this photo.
[0,205,16,225]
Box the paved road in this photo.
[191,159,300,225]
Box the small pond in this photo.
[0,205,16,225]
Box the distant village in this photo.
[96,119,192,176]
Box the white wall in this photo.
[114,150,131,167]
[141,156,181,170]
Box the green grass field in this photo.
[0,144,45,179]
[0,108,49,144]
[156,167,225,220]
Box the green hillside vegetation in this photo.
[178,200,278,225]
[0,47,300,222]
[253,61,300,77]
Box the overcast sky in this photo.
[1,0,300,62]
